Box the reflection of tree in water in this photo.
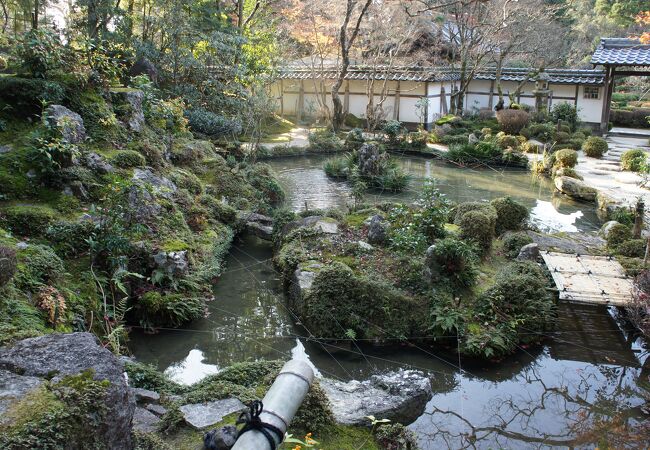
[418,363,649,449]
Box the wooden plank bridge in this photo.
[541,252,635,307]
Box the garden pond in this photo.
[130,154,648,448]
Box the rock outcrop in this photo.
[110,89,145,132]
[44,105,86,144]
[358,143,385,176]
[367,215,388,245]
[516,243,540,261]
[153,250,189,277]
[320,370,432,426]
[554,176,598,202]
[179,398,246,429]
[283,216,340,236]
[0,333,135,449]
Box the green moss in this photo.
[14,244,65,291]
[111,150,146,169]
[0,370,110,449]
[160,239,190,252]
[0,204,58,236]
[316,425,380,450]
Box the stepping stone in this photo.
[130,387,160,404]
[179,398,246,429]
[132,407,161,433]
[145,403,168,417]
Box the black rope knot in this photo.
[236,400,283,450]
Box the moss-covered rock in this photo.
[111,149,147,168]
[0,205,58,236]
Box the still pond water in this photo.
[130,155,648,449]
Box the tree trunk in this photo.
[32,0,39,29]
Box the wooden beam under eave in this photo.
[600,65,615,135]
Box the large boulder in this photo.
[83,152,114,174]
[516,243,540,261]
[289,260,323,312]
[320,370,432,426]
[44,105,86,144]
[282,216,339,236]
[358,143,385,176]
[599,220,622,239]
[132,168,177,197]
[110,89,145,132]
[0,333,135,449]
[153,250,189,277]
[554,176,598,202]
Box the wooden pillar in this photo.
[297,80,305,122]
[488,80,495,109]
[424,82,430,130]
[279,79,285,117]
[393,81,401,120]
[574,84,579,107]
[441,85,448,115]
[343,81,350,114]
[600,66,614,135]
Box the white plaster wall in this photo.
[576,86,604,124]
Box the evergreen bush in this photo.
[501,232,533,259]
[459,210,495,253]
[582,136,608,158]
[111,150,146,168]
[496,109,530,134]
[554,149,578,168]
[490,196,529,234]
[621,148,647,172]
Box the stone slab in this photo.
[179,398,246,429]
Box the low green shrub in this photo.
[375,169,410,192]
[582,136,608,158]
[246,163,286,206]
[501,231,533,259]
[427,237,478,287]
[615,239,646,258]
[490,197,529,234]
[496,109,530,134]
[554,149,578,168]
[124,361,183,393]
[606,223,632,248]
[344,128,365,151]
[610,108,650,128]
[552,167,583,180]
[621,148,647,172]
[111,150,146,168]
[133,291,205,330]
[566,137,586,150]
[527,123,555,142]
[520,141,540,153]
[551,103,579,130]
[553,131,570,144]
[198,195,237,225]
[14,244,65,291]
[0,77,65,117]
[459,210,495,253]
[375,423,419,450]
[169,168,203,195]
[308,129,343,152]
[383,120,405,145]
[324,157,349,179]
[610,207,634,227]
[184,108,242,137]
[495,133,520,150]
[0,205,57,236]
[439,134,469,146]
[453,202,498,226]
[45,220,94,258]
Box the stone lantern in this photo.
[533,70,551,112]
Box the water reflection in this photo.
[267,154,602,232]
[165,349,220,384]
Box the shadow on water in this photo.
[129,155,648,448]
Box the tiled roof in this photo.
[474,68,605,85]
[591,38,650,66]
[277,66,605,85]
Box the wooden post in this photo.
[343,81,350,115]
[488,80,495,109]
[441,85,448,115]
[393,81,401,120]
[633,198,645,239]
[600,66,615,135]
[279,79,284,117]
[424,82,430,130]
[297,80,305,123]
[574,84,579,107]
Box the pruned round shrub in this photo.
[501,231,533,259]
[459,210,495,253]
[490,196,529,234]
[0,246,17,287]
[615,239,646,258]
[184,108,242,137]
[553,131,570,144]
[606,223,632,248]
[527,123,555,142]
[554,149,578,168]
[111,150,146,168]
[520,141,540,153]
[453,202,498,226]
[582,136,608,158]
[0,205,57,236]
[495,133,520,150]
[134,291,205,330]
[14,244,64,291]
[496,109,530,134]
[427,237,478,287]
[621,148,647,172]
